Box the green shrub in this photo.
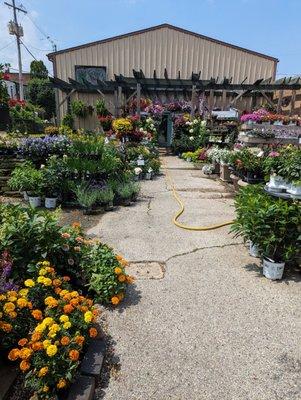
[231,185,301,262]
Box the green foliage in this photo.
[81,244,128,303]
[61,113,74,129]
[0,204,61,278]
[29,60,48,79]
[71,100,88,118]
[95,99,110,116]
[27,78,55,119]
[96,188,114,204]
[9,103,44,133]
[73,183,98,209]
[8,162,43,195]
[231,185,301,262]
[116,182,134,199]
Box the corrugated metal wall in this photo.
[53,25,276,129]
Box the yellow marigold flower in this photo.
[24,279,35,287]
[0,294,6,301]
[43,339,51,349]
[3,302,15,314]
[57,378,67,389]
[46,344,57,357]
[39,268,47,276]
[111,296,120,305]
[117,274,126,283]
[35,323,46,333]
[38,367,48,377]
[44,296,58,308]
[20,360,30,372]
[8,348,20,361]
[63,321,71,329]
[42,261,50,267]
[0,322,12,332]
[114,267,122,275]
[42,278,52,286]
[59,315,69,323]
[8,295,17,302]
[43,317,54,326]
[17,298,27,308]
[19,289,28,298]
[37,276,45,284]
[60,290,68,297]
[48,331,57,339]
[70,291,79,298]
[49,323,60,333]
[20,348,32,360]
[84,311,93,323]
[42,386,49,393]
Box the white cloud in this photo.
[0,4,52,73]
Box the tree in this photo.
[27,60,55,119]
[30,60,48,79]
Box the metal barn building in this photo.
[47,24,278,129]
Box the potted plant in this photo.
[130,182,140,202]
[116,183,133,206]
[97,187,115,211]
[73,183,98,214]
[219,149,233,182]
[134,167,142,181]
[8,162,34,200]
[231,185,301,280]
[26,169,44,208]
[71,100,88,118]
[41,165,61,209]
[282,148,301,195]
[144,167,153,180]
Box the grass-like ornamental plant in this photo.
[231,185,301,262]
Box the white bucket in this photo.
[28,196,41,208]
[45,197,57,209]
[249,242,259,258]
[263,258,285,280]
[287,184,301,196]
[268,175,285,189]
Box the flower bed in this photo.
[0,203,134,398]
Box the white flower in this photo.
[193,119,198,124]
[134,167,142,175]
[40,164,45,169]
[139,128,144,132]
[201,120,207,127]
[189,129,193,133]
[189,136,194,141]
[148,167,153,173]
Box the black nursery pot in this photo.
[242,171,264,184]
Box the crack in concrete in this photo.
[165,242,244,263]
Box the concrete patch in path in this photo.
[127,261,165,279]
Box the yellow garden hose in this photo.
[163,159,234,231]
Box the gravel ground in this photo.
[89,156,301,400]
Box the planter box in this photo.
[220,163,231,182]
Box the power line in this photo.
[25,12,57,51]
[20,39,38,60]
[0,40,15,51]
[21,40,52,52]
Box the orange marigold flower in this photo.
[1,323,12,332]
[63,276,71,282]
[55,287,62,294]
[69,349,79,361]
[20,347,32,360]
[80,305,88,313]
[114,266,122,275]
[61,336,70,346]
[111,296,120,305]
[27,301,33,309]
[89,327,98,338]
[70,298,79,306]
[74,246,81,252]
[92,309,100,317]
[72,222,81,229]
[20,360,30,372]
[8,311,17,319]
[75,336,85,345]
[38,367,48,377]
[17,298,27,308]
[32,342,43,351]
[52,279,61,287]
[75,236,84,243]
[57,378,67,389]
[31,332,41,342]
[126,275,135,284]
[8,348,20,361]
[117,292,124,301]
[117,274,126,282]
[18,338,28,347]
[32,309,43,320]
[63,304,74,314]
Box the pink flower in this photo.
[268,151,280,158]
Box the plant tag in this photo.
[137,159,145,166]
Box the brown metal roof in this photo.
[47,23,279,62]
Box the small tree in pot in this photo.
[231,185,301,279]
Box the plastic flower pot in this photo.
[134,174,140,181]
[287,183,301,196]
[104,201,114,211]
[121,198,131,206]
[45,197,58,209]
[249,241,259,258]
[28,196,41,208]
[186,157,191,162]
[145,172,152,180]
[262,257,285,280]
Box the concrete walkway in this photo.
[90,156,301,400]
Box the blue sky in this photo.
[1,0,301,78]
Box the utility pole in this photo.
[5,0,27,100]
